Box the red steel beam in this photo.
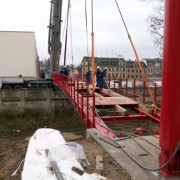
[102,114,149,123]
[159,0,180,176]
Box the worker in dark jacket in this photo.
[60,65,68,84]
[86,68,91,85]
[101,67,107,88]
[96,66,101,87]
[60,66,68,76]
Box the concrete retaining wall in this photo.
[0,89,70,113]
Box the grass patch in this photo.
[0,106,86,134]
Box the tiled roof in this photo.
[143,58,162,62]
[82,56,125,63]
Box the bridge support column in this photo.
[159,0,180,176]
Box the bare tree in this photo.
[141,0,165,54]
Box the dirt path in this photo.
[0,131,131,180]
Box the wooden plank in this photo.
[115,105,128,116]
[138,103,153,114]
[101,88,122,97]
[96,155,104,170]
[89,96,138,106]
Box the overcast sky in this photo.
[0,0,160,66]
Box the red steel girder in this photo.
[101,114,149,123]
[159,0,180,176]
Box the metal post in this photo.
[71,78,72,99]
[113,75,115,91]
[119,76,122,95]
[143,80,146,104]
[74,79,75,103]
[67,77,69,97]
[81,84,84,118]
[159,0,180,176]
[134,79,136,101]
[108,74,110,89]
[154,83,157,106]
[126,77,128,97]
[77,80,79,112]
[93,91,95,128]
[86,85,89,127]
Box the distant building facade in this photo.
[126,60,147,81]
[81,57,126,78]
[81,57,147,80]
[81,56,161,82]
[142,58,163,82]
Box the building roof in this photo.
[126,60,147,68]
[142,58,162,62]
[82,56,125,63]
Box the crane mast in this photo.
[48,0,62,73]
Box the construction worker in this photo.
[60,65,68,76]
[86,68,91,85]
[60,65,68,84]
[102,67,107,88]
[96,66,101,87]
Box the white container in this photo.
[0,31,39,80]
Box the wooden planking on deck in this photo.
[88,96,138,106]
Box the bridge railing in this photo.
[76,73,161,109]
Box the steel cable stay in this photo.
[58,0,69,68]
[85,0,90,69]
[69,3,74,76]
[63,0,71,66]
[114,0,158,115]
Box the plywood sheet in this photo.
[88,96,138,106]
